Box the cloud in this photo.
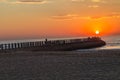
[51,14,95,20]
[91,0,101,2]
[51,12,120,20]
[0,0,49,4]
[13,0,49,4]
[71,0,106,3]
[89,13,120,20]
[51,14,79,20]
[91,0,106,3]
[88,5,99,8]
[71,0,85,2]
[19,0,45,2]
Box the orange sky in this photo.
[0,0,120,39]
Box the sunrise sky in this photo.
[0,0,120,39]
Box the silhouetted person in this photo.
[45,38,48,44]
[45,38,48,42]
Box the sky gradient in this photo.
[0,0,120,39]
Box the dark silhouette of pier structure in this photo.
[0,37,105,52]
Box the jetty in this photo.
[0,37,106,52]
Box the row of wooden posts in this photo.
[0,37,100,51]
[0,39,81,50]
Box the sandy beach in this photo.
[0,49,120,80]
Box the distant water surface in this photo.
[101,35,120,50]
[78,35,120,51]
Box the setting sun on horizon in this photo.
[0,0,120,40]
[95,30,100,35]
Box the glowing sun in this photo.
[95,30,100,35]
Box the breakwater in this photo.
[0,37,106,52]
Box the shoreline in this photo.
[0,49,120,57]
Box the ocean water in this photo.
[78,35,120,51]
[99,35,120,50]
[0,36,120,50]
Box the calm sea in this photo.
[78,35,120,51]
[100,35,120,50]
[0,36,120,50]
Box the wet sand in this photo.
[0,49,120,80]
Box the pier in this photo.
[0,37,106,52]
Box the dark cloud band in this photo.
[19,0,44,2]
